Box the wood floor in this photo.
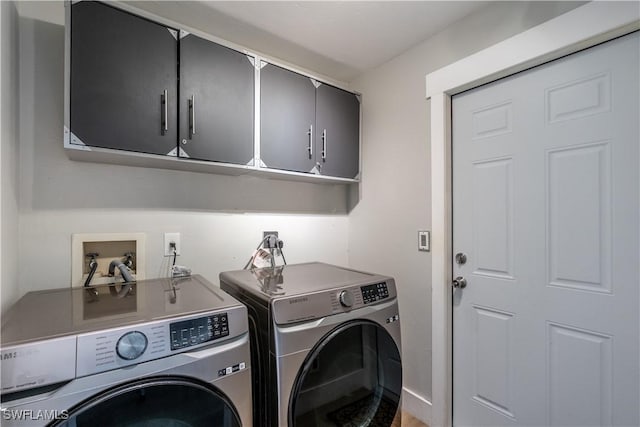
[401,411,429,427]
[391,411,429,427]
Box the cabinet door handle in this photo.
[322,129,327,160]
[307,125,313,158]
[162,89,168,134]
[189,94,196,138]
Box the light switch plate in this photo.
[418,231,430,252]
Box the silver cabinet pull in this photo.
[189,94,196,138]
[162,89,168,134]
[307,124,313,158]
[322,129,327,160]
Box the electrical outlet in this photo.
[164,232,181,256]
[263,231,279,249]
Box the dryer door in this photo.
[49,376,242,427]
[289,320,402,427]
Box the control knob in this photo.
[339,290,354,308]
[116,331,148,360]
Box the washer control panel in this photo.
[360,282,390,304]
[76,307,246,378]
[170,312,229,351]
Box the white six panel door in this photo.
[452,32,639,426]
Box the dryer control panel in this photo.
[273,278,397,325]
[360,282,390,304]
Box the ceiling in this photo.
[15,1,491,83]
[126,1,491,82]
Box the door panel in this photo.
[315,84,360,179]
[70,2,177,156]
[547,323,613,427]
[179,34,254,164]
[547,143,611,292]
[471,158,514,279]
[452,32,639,426]
[472,306,515,419]
[260,64,316,173]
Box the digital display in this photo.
[170,312,229,351]
[360,282,389,304]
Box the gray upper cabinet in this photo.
[260,62,360,179]
[70,1,178,156]
[315,84,360,179]
[179,34,255,165]
[67,3,360,183]
[260,63,317,174]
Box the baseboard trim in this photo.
[402,387,432,426]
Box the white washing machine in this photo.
[0,275,252,427]
[220,262,402,427]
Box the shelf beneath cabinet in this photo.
[65,143,359,185]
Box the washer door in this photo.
[289,320,402,427]
[50,376,242,427]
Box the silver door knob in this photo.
[452,276,467,289]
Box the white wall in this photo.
[20,211,348,293]
[349,1,584,419]
[15,4,350,296]
[1,0,20,312]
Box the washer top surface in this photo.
[1,275,239,346]
[220,262,389,302]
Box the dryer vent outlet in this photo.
[263,231,279,249]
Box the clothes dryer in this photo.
[220,262,402,427]
[1,275,252,427]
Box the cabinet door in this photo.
[179,34,254,164]
[70,2,177,156]
[260,63,316,173]
[315,84,360,179]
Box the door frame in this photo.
[425,3,640,427]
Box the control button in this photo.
[339,290,354,308]
[116,331,148,360]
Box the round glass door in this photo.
[289,320,402,427]
[50,377,241,427]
